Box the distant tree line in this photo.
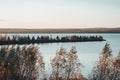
[0,35,104,45]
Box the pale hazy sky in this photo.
[0,0,120,29]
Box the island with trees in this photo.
[0,34,105,45]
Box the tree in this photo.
[27,35,30,41]
[50,47,67,80]
[7,36,11,41]
[112,51,120,79]
[56,36,60,40]
[0,45,45,80]
[32,36,35,41]
[66,46,84,80]
[19,45,45,80]
[37,36,40,40]
[89,43,113,80]
[50,47,85,80]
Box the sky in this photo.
[0,0,120,29]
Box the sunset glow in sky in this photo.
[0,0,120,29]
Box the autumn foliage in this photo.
[0,43,120,80]
[89,43,120,80]
[50,47,85,80]
[0,45,45,80]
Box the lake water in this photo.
[3,33,120,78]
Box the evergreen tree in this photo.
[32,36,35,41]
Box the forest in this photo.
[0,43,120,80]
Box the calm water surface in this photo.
[4,33,120,77]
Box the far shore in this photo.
[0,28,120,33]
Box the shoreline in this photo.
[0,28,120,33]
